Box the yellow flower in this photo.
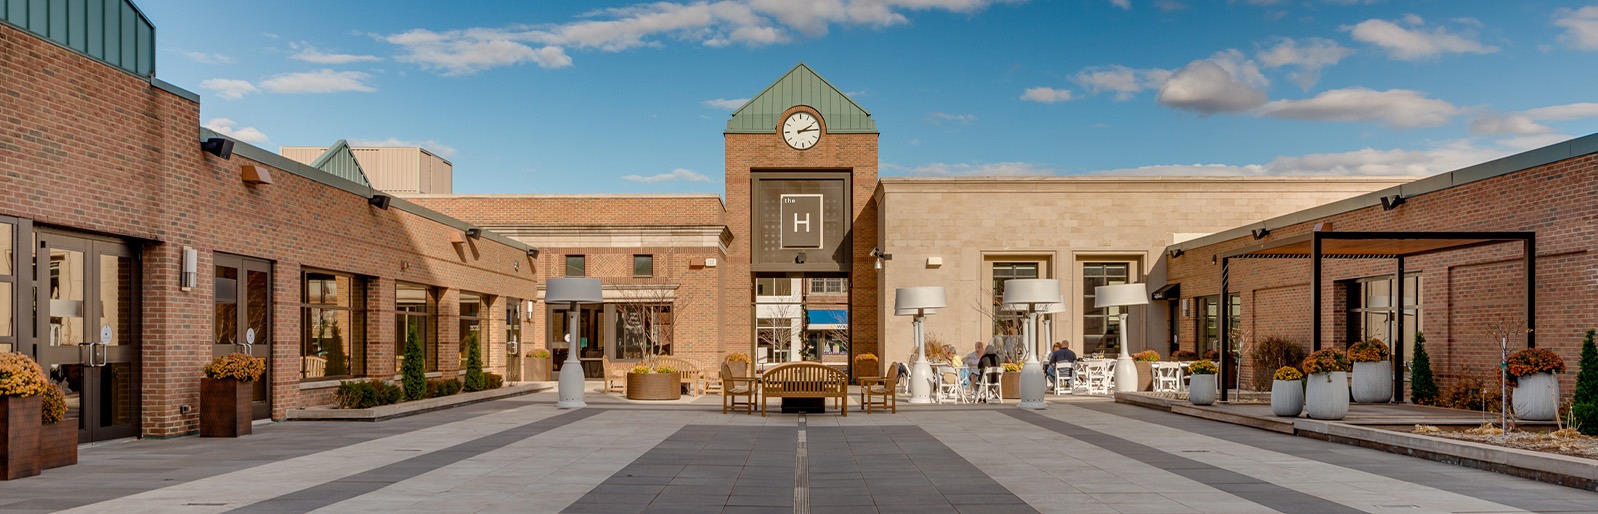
[203,353,266,382]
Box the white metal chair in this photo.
[1050,361,1075,395]
[1084,359,1115,395]
[936,366,967,403]
[976,366,1004,403]
[1151,362,1184,393]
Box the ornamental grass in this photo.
[1301,348,1351,375]
[1273,366,1304,382]
[203,352,266,382]
[1348,338,1391,363]
[1133,350,1161,362]
[1188,359,1218,375]
[0,352,51,397]
[1506,347,1565,387]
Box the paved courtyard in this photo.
[3,391,1597,514]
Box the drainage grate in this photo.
[795,414,809,514]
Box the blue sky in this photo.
[140,1,1598,194]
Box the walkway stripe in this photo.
[807,425,1038,513]
[1005,410,1362,514]
[794,414,809,514]
[230,408,602,514]
[563,424,798,513]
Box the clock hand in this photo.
[798,127,818,133]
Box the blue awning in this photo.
[807,309,848,328]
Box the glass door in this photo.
[36,232,139,443]
[550,304,604,378]
[213,254,272,420]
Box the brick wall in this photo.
[1167,152,1597,400]
[1,23,538,436]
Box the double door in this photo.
[212,254,272,420]
[35,232,139,443]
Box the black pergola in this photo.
[1216,231,1536,402]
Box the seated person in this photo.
[964,341,986,382]
[978,345,1004,384]
[1046,341,1078,380]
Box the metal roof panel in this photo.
[726,63,876,134]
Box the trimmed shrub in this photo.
[426,378,463,398]
[485,373,504,390]
[1573,329,1598,435]
[335,380,404,409]
[1410,332,1438,406]
[401,325,427,401]
[463,332,487,392]
[1249,336,1307,391]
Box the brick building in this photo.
[1162,136,1598,400]
[0,2,538,440]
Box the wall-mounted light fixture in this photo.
[368,194,392,210]
[795,251,807,264]
[870,247,892,270]
[180,246,198,291]
[1313,221,1334,232]
[465,227,483,239]
[1380,194,1406,211]
[450,232,467,244]
[241,164,273,185]
[526,248,540,259]
[201,138,234,159]
[1251,227,1270,240]
[1168,248,1184,259]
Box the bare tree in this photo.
[969,286,1025,362]
[612,249,685,359]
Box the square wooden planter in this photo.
[528,357,552,382]
[625,373,681,401]
[1001,372,1020,399]
[40,418,77,470]
[1,395,42,480]
[1135,361,1154,391]
[201,378,253,438]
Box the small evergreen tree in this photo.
[1573,329,1598,435]
[1410,331,1438,405]
[463,332,487,392]
[402,325,427,401]
[324,320,349,377]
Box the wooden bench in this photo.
[760,362,848,417]
[642,356,707,397]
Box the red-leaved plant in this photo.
[1505,347,1564,387]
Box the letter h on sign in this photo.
[780,194,823,249]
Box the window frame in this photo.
[633,254,654,278]
[565,255,586,277]
[395,281,439,372]
[459,291,488,368]
[301,269,367,381]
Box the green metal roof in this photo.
[726,63,875,134]
[1,0,155,77]
[308,140,372,187]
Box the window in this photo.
[991,262,1039,335]
[396,282,438,372]
[1346,273,1423,365]
[757,317,795,363]
[459,291,486,367]
[0,221,15,352]
[1082,263,1131,355]
[809,277,847,294]
[302,271,366,380]
[565,255,585,277]
[633,255,653,278]
[755,277,792,297]
[505,298,523,346]
[615,304,673,358]
[1195,293,1241,358]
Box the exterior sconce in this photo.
[201,138,234,159]
[1168,248,1184,259]
[1251,227,1270,240]
[180,247,198,291]
[870,248,892,270]
[241,165,273,185]
[526,247,540,259]
[368,194,392,210]
[450,232,467,244]
[1380,194,1406,210]
[465,227,483,239]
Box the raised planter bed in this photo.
[626,373,682,400]
[286,383,552,422]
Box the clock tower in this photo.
[723,63,880,379]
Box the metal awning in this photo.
[1215,230,1536,403]
[1150,283,1180,301]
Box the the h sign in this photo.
[779,194,823,249]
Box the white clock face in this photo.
[782,112,821,150]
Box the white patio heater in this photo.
[1040,296,1066,356]
[548,277,602,409]
[1096,283,1149,394]
[1003,278,1060,410]
[895,287,947,405]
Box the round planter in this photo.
[1351,361,1392,403]
[1188,374,1217,405]
[625,373,681,401]
[1135,361,1154,391]
[1305,371,1349,420]
[1271,380,1304,417]
[1512,372,1559,421]
[1001,372,1020,399]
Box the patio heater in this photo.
[1003,278,1060,410]
[896,287,947,405]
[548,277,602,409]
[1096,283,1149,393]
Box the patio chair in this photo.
[1151,362,1183,393]
[1084,359,1114,395]
[860,362,899,413]
[721,362,756,414]
[1050,361,1075,395]
[602,356,627,394]
[976,366,1004,403]
[936,366,967,403]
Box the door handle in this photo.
[79,342,108,367]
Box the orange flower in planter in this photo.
[1506,348,1565,387]
[1348,338,1390,363]
[1301,348,1351,375]
[203,353,266,382]
[0,352,50,398]
[1132,350,1161,362]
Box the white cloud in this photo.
[1256,88,1459,129]
[199,78,258,100]
[702,97,750,110]
[623,168,711,183]
[1095,139,1511,177]
[927,112,976,125]
[1555,6,1598,51]
[1347,17,1498,60]
[1157,60,1267,114]
[384,1,1010,74]
[895,161,1057,177]
[1524,102,1598,121]
[1469,114,1549,135]
[291,47,382,64]
[347,138,458,158]
[203,118,269,145]
[183,51,234,65]
[1110,0,1131,9]
[1072,65,1170,100]
[1257,37,1353,89]
[1020,87,1073,103]
[259,70,377,94]
[1155,0,1187,12]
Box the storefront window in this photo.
[1347,274,1422,365]
[615,304,672,358]
[506,298,523,345]
[302,271,366,380]
[396,282,438,372]
[459,291,486,367]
